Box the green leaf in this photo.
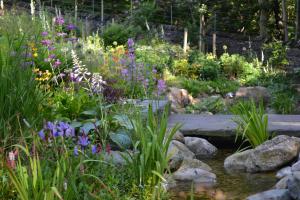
[113,115,133,130]
[110,131,132,149]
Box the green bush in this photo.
[187,96,226,114]
[220,53,260,81]
[103,23,140,46]
[263,41,289,69]
[181,78,239,97]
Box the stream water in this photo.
[170,149,277,200]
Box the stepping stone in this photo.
[168,114,300,140]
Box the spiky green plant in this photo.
[232,101,269,148]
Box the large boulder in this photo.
[168,140,195,171]
[167,87,193,113]
[172,168,216,186]
[104,151,130,166]
[179,158,212,172]
[184,137,218,159]
[276,167,292,179]
[235,86,270,104]
[246,189,291,200]
[224,136,300,173]
[287,172,300,200]
[224,149,253,172]
[292,161,300,172]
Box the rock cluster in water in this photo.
[166,132,218,190]
[230,135,300,200]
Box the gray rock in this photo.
[287,172,300,200]
[168,140,195,171]
[246,189,291,200]
[224,136,300,173]
[172,167,216,186]
[172,131,185,144]
[184,137,218,159]
[179,158,212,172]
[276,167,292,179]
[167,87,193,113]
[235,86,271,104]
[104,151,129,165]
[292,161,300,172]
[275,176,290,189]
[224,149,253,172]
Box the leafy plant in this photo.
[187,96,226,114]
[124,105,181,194]
[263,41,289,69]
[271,92,297,114]
[103,23,140,46]
[231,101,269,148]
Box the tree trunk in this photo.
[296,0,300,40]
[258,0,268,39]
[282,0,288,42]
[273,0,280,32]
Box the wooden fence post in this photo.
[0,0,4,10]
[212,13,217,57]
[183,28,188,53]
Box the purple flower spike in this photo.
[53,59,62,68]
[55,16,65,25]
[67,24,76,30]
[41,39,52,47]
[74,146,79,156]
[121,68,129,77]
[78,135,90,149]
[38,129,45,140]
[91,145,97,154]
[127,38,134,48]
[41,31,48,37]
[157,79,166,95]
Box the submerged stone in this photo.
[246,189,291,200]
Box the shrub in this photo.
[187,96,226,114]
[220,53,259,81]
[231,101,269,148]
[263,41,289,69]
[103,23,140,46]
[271,93,297,114]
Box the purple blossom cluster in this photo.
[119,38,167,96]
[38,121,105,156]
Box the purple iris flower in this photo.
[91,145,97,154]
[65,127,75,137]
[55,16,65,25]
[38,129,45,140]
[74,146,79,156]
[67,24,76,30]
[78,135,90,149]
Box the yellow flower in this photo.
[33,68,39,73]
[33,53,38,58]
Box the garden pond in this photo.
[170,149,277,200]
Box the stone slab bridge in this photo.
[168,114,300,140]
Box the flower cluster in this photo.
[38,121,75,140]
[38,121,109,156]
[70,50,106,94]
[33,68,52,82]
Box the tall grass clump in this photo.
[0,13,45,143]
[231,101,269,148]
[125,105,181,198]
